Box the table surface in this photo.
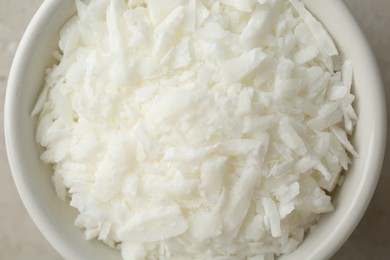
[1,1,389,259]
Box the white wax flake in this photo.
[171,36,192,69]
[278,118,307,156]
[221,0,256,12]
[274,181,300,204]
[154,5,185,34]
[106,0,127,51]
[330,126,358,158]
[240,0,283,50]
[189,211,223,240]
[307,110,343,131]
[34,0,357,259]
[262,197,281,237]
[290,0,338,56]
[221,167,259,241]
[40,138,71,164]
[147,0,182,26]
[117,202,188,243]
[152,31,176,61]
[342,60,353,91]
[121,174,139,197]
[326,85,348,101]
[275,79,301,99]
[314,159,332,181]
[91,136,134,202]
[269,160,294,178]
[236,87,254,115]
[220,48,267,84]
[98,221,112,240]
[85,227,100,240]
[294,46,318,64]
[200,156,228,201]
[133,121,160,159]
[343,105,358,134]
[245,214,264,240]
[318,102,339,118]
[278,202,295,219]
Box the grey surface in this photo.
[0,1,389,259]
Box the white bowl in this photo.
[4,0,386,259]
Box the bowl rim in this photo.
[287,0,387,259]
[4,0,387,259]
[4,1,84,260]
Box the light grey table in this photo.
[0,1,389,259]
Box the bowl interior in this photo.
[5,0,386,259]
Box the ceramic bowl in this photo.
[4,0,386,259]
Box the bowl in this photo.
[4,0,386,259]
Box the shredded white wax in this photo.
[34,0,358,259]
